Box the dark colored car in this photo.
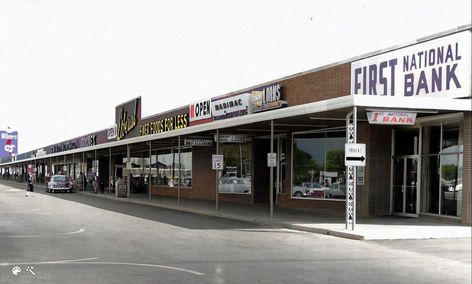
[47,175,74,193]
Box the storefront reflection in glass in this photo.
[154,148,192,188]
[292,131,346,200]
[218,143,252,194]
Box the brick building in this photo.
[2,26,471,225]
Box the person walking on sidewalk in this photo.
[26,174,35,197]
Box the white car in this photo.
[47,175,74,193]
[325,182,346,199]
[219,177,251,194]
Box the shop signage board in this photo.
[345,143,366,167]
[189,99,213,125]
[0,129,18,158]
[184,139,213,147]
[140,112,189,136]
[351,30,471,99]
[211,93,252,121]
[267,153,277,167]
[116,97,141,141]
[366,111,417,125]
[251,84,288,113]
[214,134,247,144]
[212,155,224,170]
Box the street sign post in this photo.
[267,153,276,167]
[345,143,366,167]
[212,155,224,170]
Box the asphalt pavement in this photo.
[0,183,471,283]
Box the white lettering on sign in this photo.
[367,111,417,125]
[351,30,471,98]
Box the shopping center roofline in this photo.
[1,95,353,166]
[3,92,471,167]
[211,25,471,100]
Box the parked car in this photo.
[325,182,346,199]
[219,176,251,194]
[292,182,326,198]
[47,175,74,193]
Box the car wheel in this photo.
[51,189,54,193]
[294,191,302,197]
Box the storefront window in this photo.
[421,122,463,217]
[155,148,192,187]
[218,143,252,194]
[292,131,346,200]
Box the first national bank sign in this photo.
[351,30,471,98]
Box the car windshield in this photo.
[52,176,67,182]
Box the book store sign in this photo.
[251,84,288,112]
[214,135,247,144]
[367,111,417,125]
[184,139,213,147]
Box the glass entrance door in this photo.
[392,157,419,215]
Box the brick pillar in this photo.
[462,112,471,225]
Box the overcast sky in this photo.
[1,0,471,153]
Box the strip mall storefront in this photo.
[1,27,471,225]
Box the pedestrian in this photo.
[26,174,34,197]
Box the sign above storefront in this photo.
[140,112,188,136]
[189,99,213,126]
[367,111,417,125]
[184,139,213,147]
[0,130,18,158]
[214,135,247,144]
[116,97,141,141]
[212,93,251,121]
[351,30,471,98]
[251,84,287,113]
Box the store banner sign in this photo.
[0,130,18,158]
[366,111,417,125]
[189,99,213,125]
[116,97,141,141]
[351,30,471,98]
[214,135,247,144]
[211,93,252,121]
[251,84,287,112]
[184,139,213,147]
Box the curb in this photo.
[1,181,366,240]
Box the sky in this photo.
[0,0,471,154]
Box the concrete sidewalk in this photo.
[2,180,471,240]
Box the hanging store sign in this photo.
[251,84,287,112]
[184,139,213,147]
[211,93,251,121]
[214,135,247,144]
[189,99,213,125]
[367,111,417,125]
[116,97,141,141]
[140,113,188,136]
[351,30,471,98]
[0,130,18,158]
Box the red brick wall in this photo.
[462,112,471,225]
[278,63,351,105]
